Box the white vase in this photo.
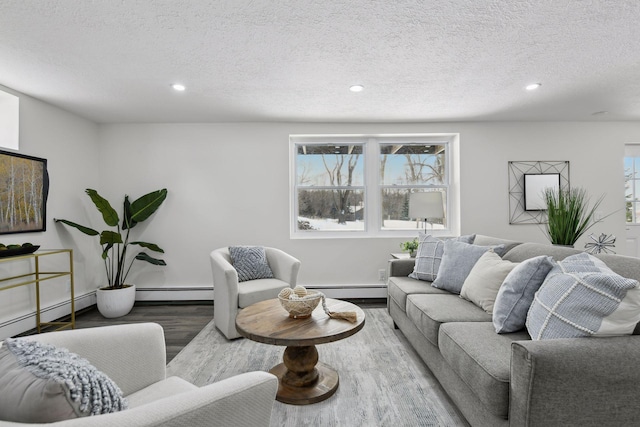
[96,284,136,318]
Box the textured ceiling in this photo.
[1,0,639,123]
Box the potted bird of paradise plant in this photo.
[55,188,168,318]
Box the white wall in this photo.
[1,89,637,338]
[97,121,640,295]
[0,85,100,337]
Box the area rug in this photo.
[167,307,467,426]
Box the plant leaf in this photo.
[135,252,167,266]
[130,189,168,223]
[102,243,113,259]
[100,230,123,246]
[544,187,606,246]
[122,195,136,230]
[86,189,119,227]
[130,241,164,253]
[54,219,99,236]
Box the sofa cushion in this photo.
[597,253,640,283]
[406,294,491,347]
[460,250,518,313]
[408,233,475,282]
[126,376,197,408]
[439,322,530,419]
[388,276,450,314]
[431,240,506,294]
[502,242,581,263]
[527,253,640,340]
[0,338,127,423]
[493,255,555,333]
[238,278,287,308]
[473,234,523,254]
[229,246,274,282]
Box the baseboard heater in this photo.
[0,292,96,340]
[136,284,387,301]
[305,284,388,299]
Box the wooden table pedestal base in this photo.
[269,344,339,405]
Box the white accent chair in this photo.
[210,247,301,339]
[0,323,278,426]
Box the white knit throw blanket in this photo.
[5,338,127,416]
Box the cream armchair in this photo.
[0,323,277,426]
[210,247,301,339]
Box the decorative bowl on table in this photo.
[278,286,322,319]
[0,243,40,258]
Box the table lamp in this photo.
[409,192,444,232]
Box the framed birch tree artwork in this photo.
[0,150,49,234]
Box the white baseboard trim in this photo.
[135,284,386,301]
[135,287,214,302]
[304,283,388,299]
[0,292,96,340]
[0,284,386,339]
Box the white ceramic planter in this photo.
[96,284,136,318]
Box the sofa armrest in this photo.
[510,336,640,426]
[25,323,166,396]
[388,259,415,277]
[0,372,278,427]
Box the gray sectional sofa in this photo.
[387,235,640,427]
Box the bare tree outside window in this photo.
[380,143,447,230]
[296,144,364,231]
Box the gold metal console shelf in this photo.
[0,249,75,333]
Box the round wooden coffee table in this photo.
[235,297,365,405]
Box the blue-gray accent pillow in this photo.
[431,240,506,294]
[408,233,476,282]
[0,338,126,423]
[554,251,608,273]
[229,246,274,282]
[526,253,640,340]
[492,255,554,333]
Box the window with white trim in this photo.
[625,145,640,224]
[290,134,457,238]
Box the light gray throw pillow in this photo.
[0,338,127,423]
[526,253,640,340]
[431,240,506,294]
[492,255,554,333]
[229,246,274,282]
[408,233,475,282]
[460,250,518,313]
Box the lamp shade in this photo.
[409,192,444,220]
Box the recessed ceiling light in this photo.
[171,83,186,91]
[525,83,541,91]
[349,85,364,93]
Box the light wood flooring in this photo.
[21,299,385,363]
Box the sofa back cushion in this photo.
[473,234,523,254]
[502,242,582,263]
[596,253,640,283]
